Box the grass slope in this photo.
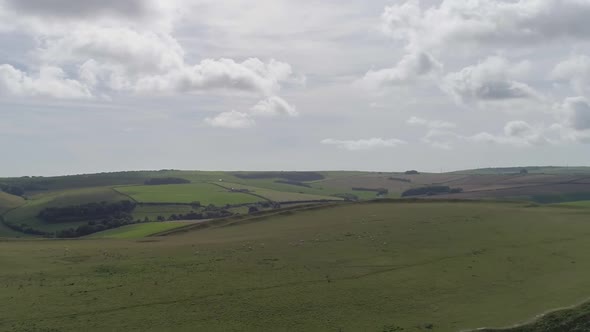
[87,222,192,239]
[476,301,590,332]
[115,183,263,205]
[0,191,25,214]
[3,202,590,331]
[0,192,27,237]
[3,187,128,233]
[556,200,590,208]
[217,182,342,202]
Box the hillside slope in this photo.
[3,201,590,331]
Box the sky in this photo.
[1,0,590,176]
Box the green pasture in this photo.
[217,182,341,202]
[0,191,25,214]
[555,200,590,208]
[2,187,127,232]
[87,222,192,239]
[3,201,590,331]
[115,183,263,205]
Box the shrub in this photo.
[402,186,451,197]
[144,178,190,185]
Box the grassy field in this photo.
[217,182,342,202]
[87,222,192,239]
[115,183,263,205]
[558,200,590,208]
[0,192,27,237]
[0,191,25,214]
[3,201,590,331]
[2,187,128,232]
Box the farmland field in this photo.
[0,191,25,214]
[3,201,590,331]
[115,183,263,205]
[555,200,590,208]
[2,187,128,232]
[87,222,192,239]
[216,182,342,202]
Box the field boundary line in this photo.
[209,182,272,202]
[111,187,138,203]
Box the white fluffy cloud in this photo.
[321,137,406,151]
[32,25,296,96]
[205,110,255,129]
[0,64,91,99]
[382,0,590,51]
[205,96,298,128]
[0,0,299,104]
[552,55,590,95]
[472,121,549,146]
[250,96,298,117]
[135,58,293,96]
[40,27,185,75]
[442,56,539,103]
[415,119,563,149]
[361,51,441,89]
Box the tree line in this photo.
[234,171,324,181]
[352,187,389,196]
[144,177,191,185]
[401,186,463,197]
[38,201,136,223]
[0,183,25,197]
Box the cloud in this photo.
[205,96,298,129]
[417,120,561,149]
[321,137,406,151]
[381,0,590,51]
[40,27,185,75]
[360,51,441,89]
[552,55,590,95]
[250,96,298,117]
[504,120,535,137]
[558,96,590,131]
[407,116,456,129]
[0,64,92,99]
[33,25,296,96]
[0,0,178,34]
[205,110,255,129]
[421,129,461,150]
[469,120,551,147]
[3,0,152,19]
[442,56,539,103]
[0,2,300,99]
[134,58,294,96]
[0,27,298,99]
[408,116,458,149]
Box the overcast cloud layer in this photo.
[2,0,590,176]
